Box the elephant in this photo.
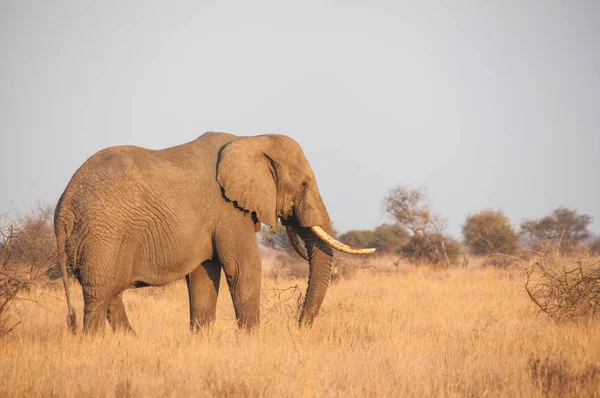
[54,132,375,334]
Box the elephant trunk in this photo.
[296,227,333,327]
[285,226,309,261]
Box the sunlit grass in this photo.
[1,257,599,397]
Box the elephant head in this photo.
[216,135,374,326]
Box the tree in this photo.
[520,208,592,253]
[384,186,437,235]
[384,186,459,267]
[462,210,519,255]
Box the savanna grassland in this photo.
[1,256,599,397]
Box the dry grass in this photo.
[1,256,600,397]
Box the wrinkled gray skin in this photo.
[55,132,339,334]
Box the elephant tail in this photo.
[54,201,77,334]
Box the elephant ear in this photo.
[216,137,279,231]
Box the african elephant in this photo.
[54,132,374,334]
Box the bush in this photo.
[339,224,409,254]
[520,208,592,254]
[524,251,600,321]
[339,230,377,249]
[1,206,56,336]
[399,233,461,268]
[384,185,459,267]
[372,224,410,253]
[462,210,519,255]
[13,205,57,276]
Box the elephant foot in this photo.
[107,293,137,336]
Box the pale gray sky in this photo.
[1,1,599,237]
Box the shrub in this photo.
[1,206,56,336]
[339,230,377,249]
[14,205,57,276]
[372,224,410,253]
[520,208,592,254]
[399,233,461,267]
[339,224,409,254]
[524,251,600,321]
[462,210,519,255]
[384,185,459,267]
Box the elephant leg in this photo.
[215,224,262,330]
[79,247,129,335]
[186,259,222,331]
[82,292,110,335]
[107,292,136,335]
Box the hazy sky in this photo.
[1,1,599,237]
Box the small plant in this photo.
[524,250,600,321]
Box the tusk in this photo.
[310,226,376,255]
[286,226,309,261]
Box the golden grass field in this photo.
[1,256,599,397]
